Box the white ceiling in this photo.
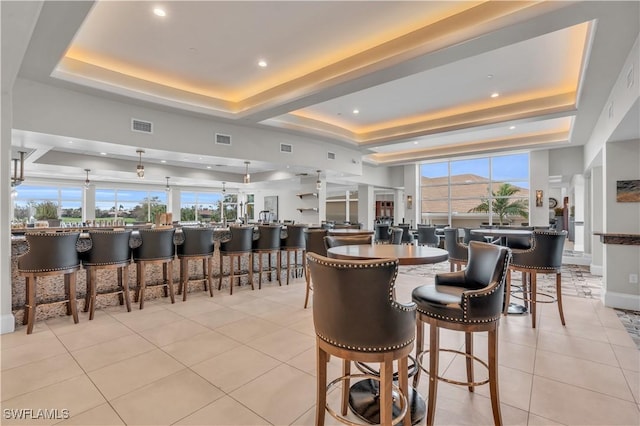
[6,0,640,189]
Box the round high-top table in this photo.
[327,244,448,425]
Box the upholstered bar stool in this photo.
[412,241,511,426]
[398,223,414,244]
[323,234,373,249]
[253,224,283,288]
[280,224,307,285]
[307,253,416,426]
[82,230,132,320]
[177,227,214,301]
[390,227,403,244]
[218,225,254,295]
[18,232,81,334]
[374,223,391,244]
[133,228,176,309]
[444,228,468,271]
[303,229,328,308]
[416,225,440,247]
[505,230,567,328]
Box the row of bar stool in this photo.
[17,225,309,333]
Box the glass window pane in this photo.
[450,183,491,199]
[453,198,487,215]
[492,154,529,181]
[60,188,82,200]
[181,192,197,204]
[450,158,489,182]
[421,186,448,200]
[17,185,58,200]
[421,162,448,181]
[422,199,448,213]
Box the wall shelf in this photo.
[296,192,318,199]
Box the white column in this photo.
[83,185,96,221]
[345,190,350,222]
[394,189,404,225]
[1,91,16,333]
[590,166,603,275]
[571,174,585,252]
[170,187,181,220]
[357,184,374,229]
[404,164,420,228]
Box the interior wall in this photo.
[590,166,603,275]
[530,150,550,226]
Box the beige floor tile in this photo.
[70,334,155,372]
[164,298,224,317]
[0,328,56,350]
[56,321,134,352]
[537,315,610,343]
[1,334,67,370]
[160,330,240,366]
[473,365,533,411]
[285,347,344,379]
[1,353,83,401]
[291,389,359,426]
[247,328,314,362]
[112,308,186,333]
[530,376,640,425]
[527,413,567,425]
[472,334,536,374]
[534,349,634,401]
[613,344,640,372]
[110,369,223,425]
[138,318,209,347]
[623,369,640,405]
[174,395,270,425]
[254,305,313,327]
[498,317,540,348]
[230,363,316,426]
[215,317,283,343]
[605,327,638,348]
[56,403,124,425]
[189,307,250,330]
[229,298,287,316]
[1,376,105,425]
[44,310,116,336]
[210,290,259,307]
[191,345,280,393]
[88,349,184,400]
[536,330,619,366]
[287,317,316,337]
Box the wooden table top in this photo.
[327,244,448,265]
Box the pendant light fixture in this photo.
[243,161,251,184]
[316,170,322,191]
[136,149,145,178]
[11,151,26,187]
[222,182,226,193]
[165,176,171,192]
[84,168,91,189]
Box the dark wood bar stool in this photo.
[18,232,81,334]
[253,224,282,289]
[280,224,307,285]
[303,229,328,308]
[412,241,511,426]
[218,225,254,295]
[177,227,214,301]
[133,228,176,309]
[81,230,132,319]
[307,253,415,426]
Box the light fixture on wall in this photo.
[84,169,91,189]
[11,151,26,187]
[165,176,171,192]
[222,182,226,193]
[316,170,322,191]
[243,161,251,184]
[136,149,145,178]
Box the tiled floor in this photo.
[1,262,639,425]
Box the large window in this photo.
[96,188,167,223]
[13,184,82,224]
[420,153,529,225]
[180,191,223,222]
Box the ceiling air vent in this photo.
[327,152,336,160]
[131,118,153,134]
[215,133,232,145]
[280,143,293,153]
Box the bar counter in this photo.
[9,226,289,326]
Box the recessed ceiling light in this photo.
[257,59,267,68]
[487,74,494,79]
[153,8,166,17]
[68,140,73,144]
[100,152,107,156]
[206,166,212,169]
[160,160,167,163]
[413,141,419,145]
[490,92,499,98]
[353,109,360,114]
[198,157,203,160]
[509,125,516,130]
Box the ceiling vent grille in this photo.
[280,143,293,153]
[327,152,336,160]
[131,119,153,134]
[215,134,232,145]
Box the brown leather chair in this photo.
[307,253,415,426]
[133,228,176,309]
[444,228,468,271]
[323,234,372,250]
[219,226,254,295]
[253,225,283,288]
[18,232,81,334]
[280,224,307,285]
[303,229,328,308]
[411,241,511,426]
[81,230,132,319]
[506,230,567,328]
[177,227,215,301]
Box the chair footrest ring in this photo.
[416,349,489,387]
[354,354,419,380]
[326,373,408,426]
[510,289,558,304]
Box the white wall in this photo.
[529,150,550,226]
[602,139,640,310]
[590,166,603,275]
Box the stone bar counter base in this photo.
[11,234,296,326]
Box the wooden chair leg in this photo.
[202,259,207,291]
[341,360,350,416]
[304,264,312,309]
[166,260,175,304]
[426,322,440,426]
[67,272,79,324]
[83,269,91,312]
[229,255,235,295]
[556,271,566,325]
[316,344,328,426]
[465,331,474,392]
[218,253,224,291]
[413,318,423,387]
[488,326,502,426]
[277,251,282,286]
[181,258,188,302]
[116,267,125,306]
[25,276,36,334]
[258,253,263,289]
[399,355,411,426]
[249,253,254,290]
[503,269,512,315]
[88,268,97,320]
[138,262,146,309]
[207,257,214,297]
[380,355,393,425]
[122,265,131,312]
[530,273,537,328]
